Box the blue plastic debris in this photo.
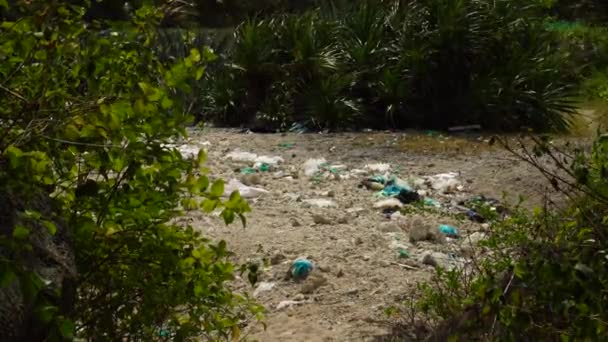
[291,258,314,280]
[438,224,459,238]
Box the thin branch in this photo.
[0,83,28,103]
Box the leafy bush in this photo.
[402,134,608,340]
[0,2,260,340]
[203,0,576,131]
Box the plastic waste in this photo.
[176,144,201,159]
[466,209,485,223]
[303,158,327,177]
[253,281,276,297]
[253,162,271,172]
[223,179,269,198]
[396,189,421,204]
[373,198,404,210]
[424,198,441,207]
[240,167,256,174]
[276,300,306,310]
[290,258,314,280]
[398,248,409,259]
[289,122,308,134]
[255,155,284,166]
[426,172,462,194]
[225,150,258,163]
[365,163,391,173]
[438,224,459,238]
[303,198,337,208]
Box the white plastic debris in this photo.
[176,144,201,159]
[373,198,404,210]
[225,150,258,163]
[223,179,269,198]
[303,199,337,208]
[253,282,276,297]
[426,172,462,194]
[276,300,307,310]
[303,158,327,177]
[365,163,391,173]
[255,155,284,166]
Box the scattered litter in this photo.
[424,198,441,207]
[426,172,462,194]
[253,282,276,297]
[255,155,284,166]
[303,158,327,177]
[290,258,314,280]
[240,167,256,174]
[365,163,391,173]
[289,122,308,134]
[176,144,201,159]
[225,150,258,163]
[276,300,307,310]
[438,224,459,238]
[398,248,409,259]
[373,198,403,210]
[466,210,485,223]
[396,189,420,204]
[303,199,337,208]
[253,162,271,172]
[223,179,269,198]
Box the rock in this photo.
[373,198,403,210]
[353,237,363,245]
[362,255,371,261]
[419,251,459,270]
[290,218,302,227]
[270,252,286,265]
[313,214,332,225]
[379,222,402,233]
[337,216,349,224]
[292,293,306,301]
[327,190,336,198]
[240,173,261,186]
[336,269,344,278]
[344,288,359,295]
[409,220,445,244]
[301,275,328,294]
[318,264,331,273]
[466,232,488,245]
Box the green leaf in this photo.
[0,268,16,287]
[13,225,30,240]
[189,48,201,63]
[210,180,224,198]
[0,0,8,9]
[42,220,58,235]
[57,318,75,339]
[161,96,173,109]
[5,146,23,169]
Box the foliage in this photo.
[404,133,608,340]
[0,2,261,340]
[203,0,577,131]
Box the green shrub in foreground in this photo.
[409,134,608,340]
[0,2,261,340]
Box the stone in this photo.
[253,282,276,297]
[301,275,328,294]
[313,214,332,225]
[336,269,344,278]
[419,251,459,270]
[379,222,401,233]
[292,293,306,301]
[290,218,302,227]
[240,173,261,186]
[337,216,349,224]
[466,232,488,245]
[270,252,286,265]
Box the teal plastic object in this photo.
[438,224,459,237]
[240,167,256,174]
[291,258,314,280]
[258,163,270,172]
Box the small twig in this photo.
[0,83,28,103]
[391,262,419,270]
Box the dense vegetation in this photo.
[200,0,579,131]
